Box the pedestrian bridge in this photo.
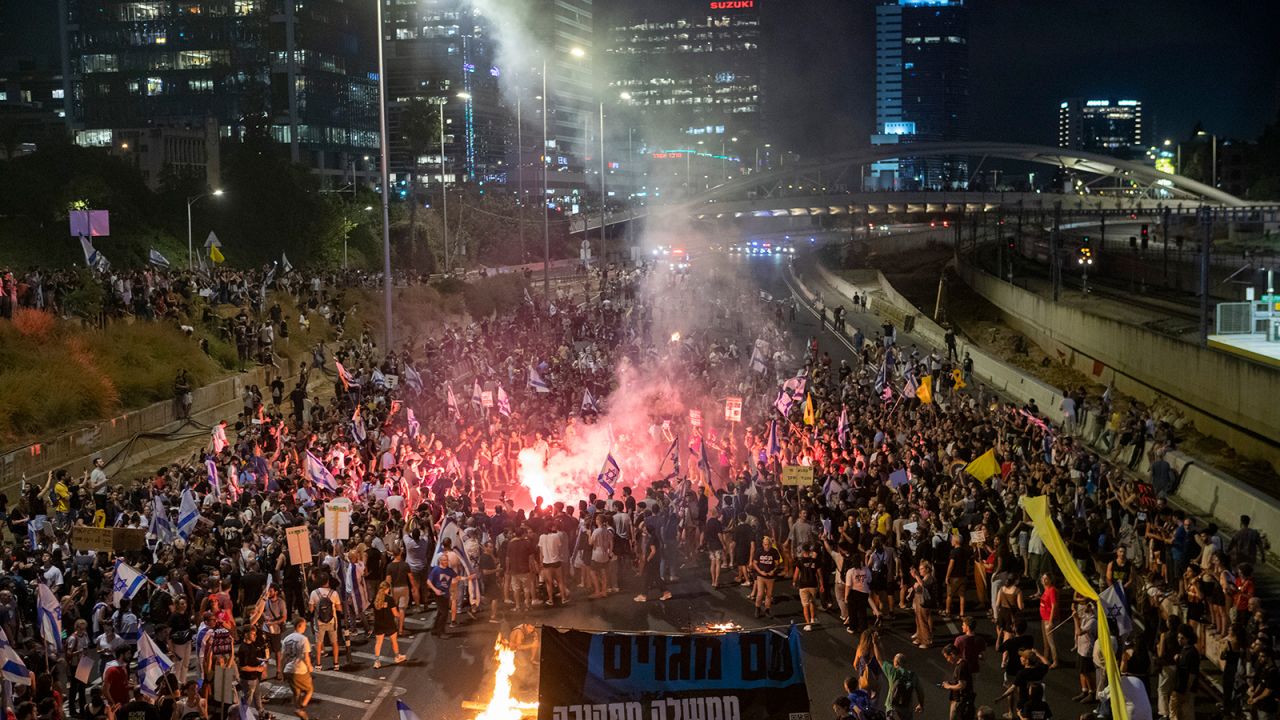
[570,142,1280,234]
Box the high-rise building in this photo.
[1057,98,1143,156]
[868,0,969,190]
[61,0,381,185]
[603,0,763,194]
[382,0,506,188]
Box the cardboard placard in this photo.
[71,526,114,552]
[112,528,147,553]
[324,498,352,541]
[725,397,743,423]
[481,390,494,408]
[285,525,313,565]
[689,409,703,428]
[780,465,814,486]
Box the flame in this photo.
[703,622,742,633]
[475,639,537,720]
[670,331,681,343]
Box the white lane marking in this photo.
[313,668,388,686]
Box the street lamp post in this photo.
[374,0,393,351]
[598,100,605,266]
[1197,130,1218,187]
[186,189,224,270]
[542,58,550,299]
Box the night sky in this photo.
[762,0,1280,155]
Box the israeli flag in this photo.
[582,388,599,414]
[135,632,174,698]
[112,561,148,605]
[774,387,794,417]
[497,386,511,417]
[1098,581,1134,638]
[342,559,367,616]
[471,379,483,406]
[766,419,781,458]
[750,345,767,374]
[0,628,30,685]
[150,496,175,544]
[371,368,387,389]
[397,700,422,720]
[37,583,62,653]
[237,692,258,720]
[281,251,293,273]
[527,366,550,393]
[432,519,480,607]
[837,406,849,445]
[79,236,110,273]
[403,364,423,394]
[446,383,462,419]
[177,488,201,540]
[305,450,339,491]
[351,406,367,444]
[148,248,171,269]
[205,457,220,494]
[596,453,620,496]
[407,408,421,438]
[657,436,680,477]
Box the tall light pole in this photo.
[598,99,605,266]
[186,188,223,270]
[516,93,524,262]
[541,58,550,299]
[436,93,468,272]
[374,0,393,351]
[1197,130,1217,187]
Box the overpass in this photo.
[569,142,1280,234]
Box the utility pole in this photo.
[517,95,524,263]
[1051,202,1062,302]
[1198,208,1213,346]
[1162,206,1170,286]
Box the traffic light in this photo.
[1078,245,1094,265]
[1140,223,1149,250]
[1007,236,1016,251]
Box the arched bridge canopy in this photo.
[688,142,1247,209]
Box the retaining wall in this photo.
[955,260,1280,471]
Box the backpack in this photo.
[315,590,335,624]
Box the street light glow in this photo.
[212,189,225,196]
[569,47,586,58]
[619,91,632,101]
[456,92,471,100]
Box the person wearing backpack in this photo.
[308,578,342,671]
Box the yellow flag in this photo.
[916,375,933,404]
[1022,496,1128,720]
[802,393,815,426]
[209,245,225,264]
[952,367,966,389]
[964,448,999,482]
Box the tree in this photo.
[398,98,442,264]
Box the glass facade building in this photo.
[1058,98,1143,157]
[62,0,381,183]
[868,0,968,190]
[382,0,506,187]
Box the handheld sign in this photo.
[780,465,814,486]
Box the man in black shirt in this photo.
[120,688,161,720]
[793,543,823,631]
[238,625,268,711]
[942,645,976,720]
[751,536,782,619]
[702,512,726,588]
[1170,625,1199,720]
[944,534,969,618]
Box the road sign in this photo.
[725,396,743,423]
[780,465,814,486]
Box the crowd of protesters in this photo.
[0,252,1273,720]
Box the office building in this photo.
[605,0,763,184]
[1057,98,1143,156]
[61,0,381,185]
[382,0,506,187]
[0,2,70,156]
[868,0,969,190]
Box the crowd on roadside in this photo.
[0,254,1273,720]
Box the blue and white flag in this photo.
[774,387,794,417]
[406,408,420,438]
[79,236,110,273]
[471,379,483,406]
[149,496,175,544]
[281,251,293,273]
[342,559,367,616]
[205,457,220,494]
[497,386,511,417]
[904,374,919,400]
[0,628,30,685]
[37,583,62,653]
[135,631,173,698]
[396,699,422,720]
[782,374,807,402]
[112,561,148,606]
[596,453,620,496]
[750,345,768,374]
[371,368,387,389]
[874,362,888,396]
[237,691,258,720]
[766,419,781,458]
[148,248,171,269]
[351,406,367,444]
[1098,581,1133,638]
[177,488,200,540]
[527,366,550,393]
[432,519,480,608]
[582,389,599,414]
[403,364,423,394]
[305,450,339,491]
[657,436,680,477]
[837,406,849,445]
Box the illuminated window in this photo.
[234,1,259,15]
[82,54,119,73]
[0,91,6,102]
[52,88,65,99]
[146,77,164,96]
